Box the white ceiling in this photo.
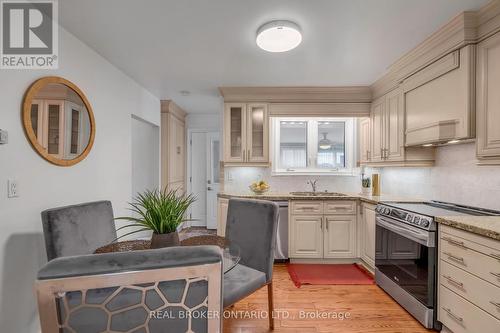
[59,0,489,114]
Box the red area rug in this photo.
[287,264,375,288]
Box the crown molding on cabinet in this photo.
[268,103,370,117]
[372,0,500,99]
[218,86,372,103]
[161,100,187,120]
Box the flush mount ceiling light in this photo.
[256,20,302,52]
[319,133,332,150]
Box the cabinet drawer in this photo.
[439,285,500,333]
[324,201,356,215]
[440,234,500,288]
[440,260,500,320]
[441,225,500,253]
[291,201,323,215]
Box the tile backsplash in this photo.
[223,167,362,194]
[223,142,500,211]
[379,143,500,210]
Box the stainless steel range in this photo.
[374,201,500,330]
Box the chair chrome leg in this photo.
[267,282,274,330]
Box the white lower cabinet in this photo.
[289,200,357,259]
[360,203,376,269]
[289,215,323,258]
[438,225,500,333]
[324,215,357,258]
[216,198,229,236]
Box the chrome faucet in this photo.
[307,179,318,193]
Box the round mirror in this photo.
[22,77,95,166]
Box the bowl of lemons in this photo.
[249,180,270,195]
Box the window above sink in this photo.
[271,117,356,175]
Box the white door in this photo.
[189,132,208,226]
[206,133,220,229]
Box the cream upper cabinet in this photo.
[247,103,269,163]
[385,88,404,161]
[323,215,357,258]
[370,88,405,162]
[365,87,434,166]
[477,32,500,165]
[359,118,371,163]
[403,46,475,146]
[223,103,269,165]
[223,103,246,163]
[370,96,385,162]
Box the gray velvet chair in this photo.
[36,246,223,333]
[41,201,117,260]
[223,198,279,330]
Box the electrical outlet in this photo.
[0,129,8,144]
[7,180,19,198]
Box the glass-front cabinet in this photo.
[223,103,269,164]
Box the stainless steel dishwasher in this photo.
[274,201,289,260]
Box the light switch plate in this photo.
[7,180,18,198]
[0,129,7,144]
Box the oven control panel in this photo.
[375,205,434,230]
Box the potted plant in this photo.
[361,175,371,195]
[116,188,196,249]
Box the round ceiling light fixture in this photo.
[256,20,302,53]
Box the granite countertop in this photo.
[217,191,422,204]
[436,216,500,241]
[218,192,500,241]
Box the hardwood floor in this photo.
[223,264,434,333]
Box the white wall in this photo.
[0,27,160,332]
[186,113,221,131]
[379,143,500,210]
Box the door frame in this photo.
[186,128,221,227]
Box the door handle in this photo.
[207,187,213,191]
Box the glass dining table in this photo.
[94,235,240,273]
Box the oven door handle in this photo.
[376,216,435,247]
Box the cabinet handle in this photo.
[247,150,250,161]
[443,275,464,288]
[443,237,467,249]
[242,149,246,161]
[490,301,500,309]
[443,252,465,265]
[320,217,323,230]
[380,148,384,159]
[442,307,463,323]
[325,217,328,230]
[490,272,500,279]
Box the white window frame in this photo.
[271,117,357,176]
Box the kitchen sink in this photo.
[290,191,347,197]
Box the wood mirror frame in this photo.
[22,76,96,166]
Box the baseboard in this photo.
[289,258,360,264]
[357,260,375,275]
